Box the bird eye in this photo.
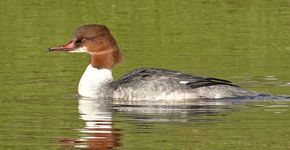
[74,38,88,47]
[82,38,87,43]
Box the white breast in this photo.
[78,64,113,97]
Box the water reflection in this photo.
[59,97,242,149]
[59,96,290,149]
[60,97,121,150]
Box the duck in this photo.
[49,24,259,100]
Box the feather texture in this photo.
[108,68,258,100]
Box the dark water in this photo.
[1,0,290,149]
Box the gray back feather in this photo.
[109,68,237,91]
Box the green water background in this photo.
[0,0,290,149]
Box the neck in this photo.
[89,48,121,69]
[78,64,113,97]
[90,54,114,69]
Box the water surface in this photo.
[0,0,290,149]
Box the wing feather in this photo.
[109,68,238,90]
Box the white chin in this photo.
[69,46,88,53]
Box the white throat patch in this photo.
[69,46,88,53]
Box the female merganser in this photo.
[49,24,259,100]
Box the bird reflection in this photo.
[59,97,252,149]
[59,97,121,150]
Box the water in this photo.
[1,0,290,149]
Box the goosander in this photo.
[49,24,259,100]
